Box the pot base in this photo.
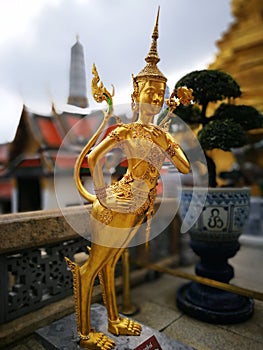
[177,282,254,324]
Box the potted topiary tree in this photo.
[158,69,263,323]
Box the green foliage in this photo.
[173,68,263,187]
[198,119,248,151]
[173,69,263,150]
[214,103,263,130]
[175,70,241,106]
[173,103,202,125]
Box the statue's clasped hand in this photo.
[95,178,149,213]
[95,186,133,212]
[143,125,163,137]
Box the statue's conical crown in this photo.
[135,7,167,83]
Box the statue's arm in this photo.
[153,128,190,174]
[88,137,116,190]
[165,138,190,174]
[88,125,126,203]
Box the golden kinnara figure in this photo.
[65,8,192,350]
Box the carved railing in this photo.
[0,206,92,324]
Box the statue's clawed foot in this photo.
[108,317,142,336]
[79,331,115,350]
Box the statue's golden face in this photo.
[137,80,166,118]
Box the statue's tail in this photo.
[74,64,114,203]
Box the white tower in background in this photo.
[67,36,88,108]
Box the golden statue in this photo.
[65,8,192,350]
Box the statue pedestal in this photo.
[35,303,193,350]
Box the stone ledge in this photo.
[0,205,92,253]
[0,198,174,254]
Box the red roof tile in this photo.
[20,158,42,168]
[36,117,63,147]
[0,180,12,198]
[65,114,103,139]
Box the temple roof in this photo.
[1,104,121,177]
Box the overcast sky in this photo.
[0,0,234,143]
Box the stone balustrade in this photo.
[0,206,92,324]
